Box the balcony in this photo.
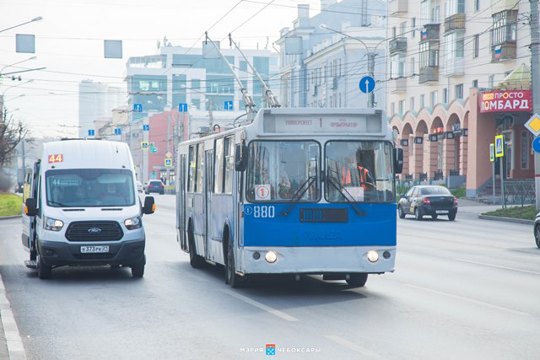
[444,13,466,33]
[391,77,407,93]
[444,57,464,77]
[389,37,407,54]
[389,0,408,15]
[491,42,516,62]
[420,24,440,43]
[419,66,439,83]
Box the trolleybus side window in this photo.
[188,145,196,193]
[224,136,235,194]
[214,138,225,194]
[196,143,204,193]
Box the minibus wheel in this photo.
[131,255,145,278]
[37,255,52,280]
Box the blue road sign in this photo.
[143,124,150,131]
[533,137,540,153]
[114,128,121,135]
[359,75,376,93]
[224,100,233,111]
[133,103,143,112]
[178,103,188,112]
[88,129,95,136]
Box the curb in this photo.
[0,275,27,359]
[0,216,21,221]
[478,214,534,225]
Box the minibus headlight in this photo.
[265,250,278,263]
[367,250,379,263]
[44,217,64,232]
[124,216,142,230]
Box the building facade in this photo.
[277,0,387,109]
[125,44,279,122]
[78,80,125,138]
[387,0,533,198]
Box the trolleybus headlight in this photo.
[124,216,142,230]
[265,250,278,263]
[367,250,379,263]
[44,217,64,231]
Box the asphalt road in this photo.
[0,195,539,359]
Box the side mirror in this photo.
[142,196,155,215]
[235,144,248,171]
[25,198,37,216]
[394,148,404,174]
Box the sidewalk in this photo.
[458,198,534,225]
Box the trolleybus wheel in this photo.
[225,240,245,288]
[346,273,368,288]
[188,228,205,269]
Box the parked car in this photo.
[534,212,540,248]
[145,180,164,195]
[398,185,458,221]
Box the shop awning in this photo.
[495,63,531,90]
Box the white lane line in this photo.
[325,335,383,358]
[455,258,540,276]
[403,283,530,317]
[0,274,27,359]
[225,291,299,322]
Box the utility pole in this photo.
[367,53,376,108]
[530,0,540,210]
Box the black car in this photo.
[145,180,165,195]
[398,185,458,221]
[533,212,540,248]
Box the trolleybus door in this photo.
[204,150,213,258]
[177,154,187,251]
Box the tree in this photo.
[0,107,26,168]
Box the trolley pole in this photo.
[530,0,540,210]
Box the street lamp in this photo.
[0,16,43,34]
[1,56,37,76]
[319,24,386,108]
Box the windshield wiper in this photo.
[280,175,317,216]
[326,176,366,216]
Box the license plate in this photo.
[80,245,109,254]
[436,210,448,214]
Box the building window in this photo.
[419,42,439,68]
[391,53,406,78]
[391,102,395,115]
[411,18,416,38]
[392,27,397,38]
[420,94,425,108]
[455,84,463,99]
[521,131,530,169]
[192,79,200,89]
[472,79,478,88]
[443,88,448,103]
[473,34,480,58]
[489,74,495,88]
[410,97,415,112]
[491,10,518,46]
[430,90,438,107]
[399,100,405,115]
[474,0,480,11]
[410,57,416,75]
[446,0,465,16]
[400,21,407,36]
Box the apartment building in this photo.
[387,0,533,197]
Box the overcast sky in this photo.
[0,0,320,138]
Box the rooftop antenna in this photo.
[205,32,256,121]
[229,33,280,108]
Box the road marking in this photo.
[225,291,299,322]
[325,335,383,358]
[0,274,27,359]
[455,258,540,276]
[403,283,530,317]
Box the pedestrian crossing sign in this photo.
[495,135,504,158]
